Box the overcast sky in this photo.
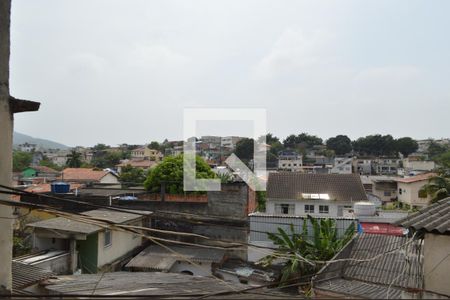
[10,0,450,147]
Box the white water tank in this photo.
[353,202,376,216]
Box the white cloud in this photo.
[64,53,107,79]
[128,44,190,69]
[351,65,422,104]
[253,28,334,79]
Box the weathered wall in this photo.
[398,181,431,207]
[96,220,143,269]
[207,183,250,220]
[0,0,13,293]
[424,233,450,296]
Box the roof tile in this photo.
[267,172,367,202]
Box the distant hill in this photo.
[13,132,69,150]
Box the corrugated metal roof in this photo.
[267,173,367,202]
[396,197,450,234]
[126,245,225,271]
[313,234,423,298]
[12,261,54,290]
[126,255,177,271]
[27,209,147,235]
[344,234,422,288]
[44,271,295,298]
[315,278,405,299]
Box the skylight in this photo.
[301,193,330,200]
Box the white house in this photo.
[277,150,303,172]
[330,157,353,174]
[396,173,436,209]
[26,209,151,274]
[402,158,436,174]
[221,136,243,149]
[265,173,368,218]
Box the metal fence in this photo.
[249,213,357,242]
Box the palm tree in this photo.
[66,150,82,168]
[259,216,355,285]
[420,174,450,203]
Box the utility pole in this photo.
[0,0,40,293]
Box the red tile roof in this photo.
[31,165,60,174]
[395,173,436,183]
[61,168,116,182]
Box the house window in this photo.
[398,188,402,195]
[275,204,294,215]
[319,205,329,214]
[304,204,314,214]
[384,191,391,196]
[104,229,112,247]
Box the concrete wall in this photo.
[96,220,143,268]
[0,0,13,292]
[424,233,450,296]
[32,252,71,275]
[266,198,351,218]
[398,181,431,207]
[372,182,397,203]
[404,160,435,172]
[100,173,120,184]
[33,236,68,251]
[207,183,251,220]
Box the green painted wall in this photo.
[22,167,37,178]
[77,233,98,274]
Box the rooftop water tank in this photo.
[353,201,376,216]
[51,182,70,194]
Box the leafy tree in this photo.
[234,138,255,162]
[91,151,123,169]
[270,141,284,155]
[428,141,448,158]
[420,174,450,203]
[434,151,450,170]
[326,135,352,155]
[119,165,146,187]
[66,150,82,168]
[352,134,396,156]
[92,143,110,151]
[12,151,33,172]
[148,141,161,151]
[395,137,418,157]
[39,156,62,171]
[258,133,280,145]
[260,216,355,284]
[256,190,266,212]
[283,133,323,149]
[296,133,323,148]
[217,172,234,183]
[144,155,216,194]
[283,134,298,149]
